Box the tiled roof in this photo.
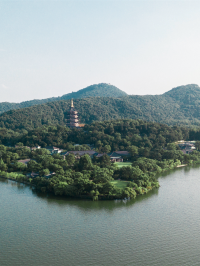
[46,146,60,150]
[67,150,97,156]
[18,159,31,164]
[115,151,130,155]
[108,151,130,157]
[95,153,105,158]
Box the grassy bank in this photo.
[114,162,132,168]
[110,180,129,189]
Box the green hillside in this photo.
[0,83,127,114]
[1,84,200,130]
[60,83,127,99]
[164,84,200,103]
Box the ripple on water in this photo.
[1,167,200,265]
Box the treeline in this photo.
[2,84,200,130]
[0,145,159,200]
[1,144,200,200]
[1,119,200,200]
[0,83,127,115]
[0,119,191,155]
[31,154,161,200]
[2,119,200,162]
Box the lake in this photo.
[1,166,200,266]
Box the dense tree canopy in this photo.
[0,83,127,115]
[1,84,200,130]
[0,119,200,200]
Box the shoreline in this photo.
[0,163,194,201]
[177,164,187,168]
[0,175,32,186]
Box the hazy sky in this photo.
[1,0,200,102]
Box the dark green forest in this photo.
[1,82,200,200]
[1,119,200,200]
[1,84,200,130]
[0,119,190,151]
[1,119,200,153]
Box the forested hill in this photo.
[59,83,127,99]
[164,84,200,103]
[1,84,200,130]
[0,83,127,114]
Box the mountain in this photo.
[1,84,200,131]
[59,83,127,100]
[163,84,200,120]
[164,84,200,102]
[0,83,127,115]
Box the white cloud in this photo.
[0,49,6,52]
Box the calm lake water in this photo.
[1,166,200,266]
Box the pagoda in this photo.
[66,99,79,128]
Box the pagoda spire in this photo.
[71,99,74,108]
[67,99,79,128]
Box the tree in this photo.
[39,168,50,177]
[0,158,7,171]
[92,166,113,183]
[27,160,39,172]
[122,187,137,199]
[13,161,26,171]
[40,156,54,168]
[101,182,115,195]
[167,143,177,150]
[101,145,111,153]
[50,164,64,174]
[72,172,91,195]
[78,154,93,171]
[65,154,75,166]
[98,154,111,168]
[115,166,143,181]
[16,142,24,147]
[34,148,50,156]
[195,141,200,151]
[54,182,68,196]
[128,145,138,157]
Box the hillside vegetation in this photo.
[1,84,200,130]
[59,83,127,99]
[0,83,127,114]
[0,119,189,149]
[1,119,200,200]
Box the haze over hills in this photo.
[1,84,200,131]
[0,83,127,115]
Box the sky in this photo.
[1,0,200,102]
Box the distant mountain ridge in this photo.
[1,83,200,130]
[59,83,127,100]
[164,84,200,104]
[0,83,127,114]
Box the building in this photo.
[62,150,131,162]
[46,146,63,154]
[66,99,79,128]
[62,150,97,160]
[26,172,39,178]
[31,145,41,151]
[177,141,196,154]
[18,159,31,165]
[109,156,123,162]
[107,151,130,161]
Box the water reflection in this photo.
[2,166,200,266]
[0,177,159,211]
[31,184,159,212]
[1,164,197,212]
